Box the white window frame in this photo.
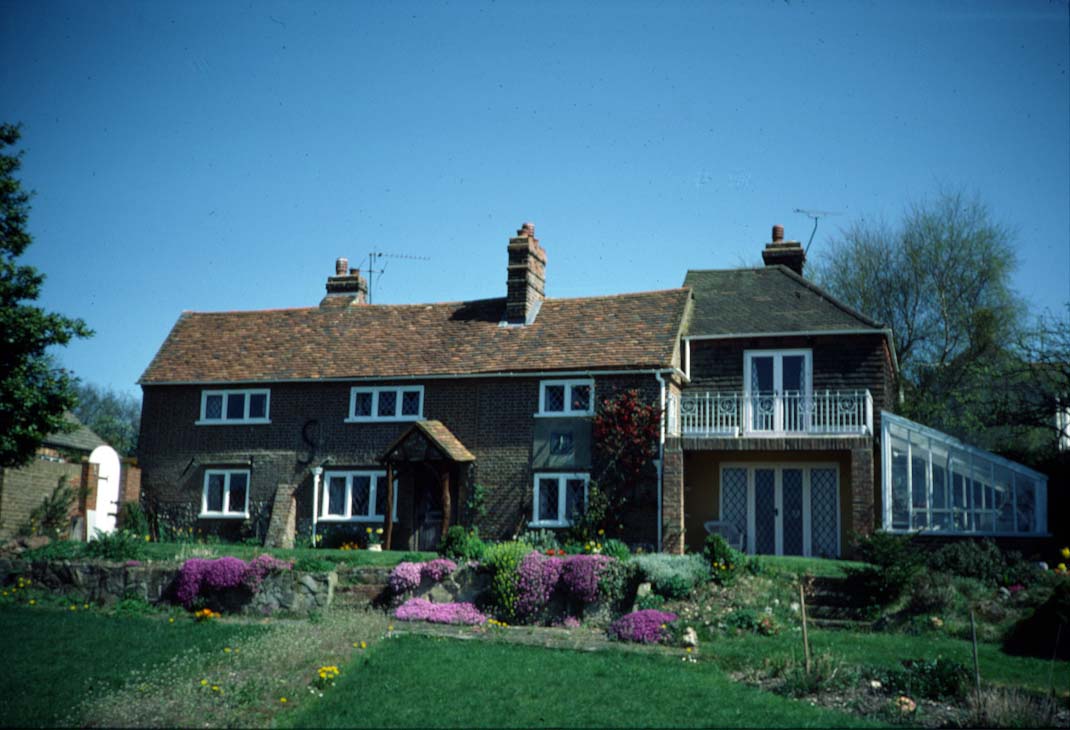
[318,470,398,522]
[537,379,595,417]
[530,472,589,527]
[197,389,271,425]
[345,386,424,422]
[881,411,1048,536]
[200,469,251,519]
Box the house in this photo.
[137,224,691,550]
[137,222,1050,554]
[0,413,135,541]
[662,226,1049,556]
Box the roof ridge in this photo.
[772,265,885,329]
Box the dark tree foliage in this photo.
[72,382,141,457]
[0,123,92,467]
[590,388,661,533]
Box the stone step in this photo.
[804,604,872,621]
[807,616,875,631]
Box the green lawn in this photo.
[0,605,260,728]
[707,627,1069,695]
[281,634,884,728]
[139,542,436,566]
[748,554,868,578]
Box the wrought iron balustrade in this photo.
[668,389,873,437]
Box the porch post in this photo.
[384,463,395,551]
[440,465,451,540]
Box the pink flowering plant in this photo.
[387,559,458,596]
[510,550,622,624]
[394,597,486,625]
[174,554,294,608]
[608,609,678,644]
[516,551,564,621]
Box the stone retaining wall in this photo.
[0,559,335,616]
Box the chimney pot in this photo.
[335,257,349,276]
[506,222,546,324]
[349,268,360,277]
[772,225,784,242]
[519,222,536,237]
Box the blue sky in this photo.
[2,0,1068,398]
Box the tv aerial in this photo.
[358,251,431,303]
[793,208,842,255]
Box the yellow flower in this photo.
[376,528,383,534]
[597,529,605,536]
[83,603,89,609]
[69,605,77,611]
[686,647,693,653]
[28,599,36,606]
[211,685,221,692]
[1062,547,1070,560]
[169,617,175,623]
[224,647,231,653]
[1059,563,1068,572]
[360,641,367,649]
[201,679,208,686]
[279,697,287,703]
[366,527,373,534]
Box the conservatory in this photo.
[881,412,1048,536]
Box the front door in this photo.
[722,464,840,557]
[413,470,444,551]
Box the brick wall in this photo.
[0,458,87,541]
[139,372,669,546]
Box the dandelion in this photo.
[28,599,35,606]
[224,647,232,653]
[69,605,77,611]
[169,617,175,623]
[1062,547,1069,560]
[211,685,221,693]
[144,535,151,542]
[360,641,367,649]
[597,529,605,536]
[83,603,89,609]
[201,679,209,686]
[279,697,287,703]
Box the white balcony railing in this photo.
[668,390,873,438]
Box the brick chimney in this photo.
[320,257,369,307]
[761,224,806,276]
[505,222,546,324]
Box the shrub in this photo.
[926,539,1006,585]
[630,553,710,599]
[608,609,677,644]
[703,533,743,585]
[906,571,960,615]
[117,502,150,536]
[636,592,665,611]
[1003,578,1070,660]
[483,541,533,622]
[601,538,631,562]
[293,557,335,573]
[845,531,923,606]
[22,539,87,561]
[438,525,486,562]
[394,597,486,625]
[865,657,970,700]
[774,653,854,697]
[85,529,146,562]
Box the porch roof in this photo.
[379,420,476,464]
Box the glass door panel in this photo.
[754,468,777,554]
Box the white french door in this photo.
[719,464,840,557]
[744,349,812,433]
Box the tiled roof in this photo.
[139,289,690,384]
[44,412,109,453]
[682,266,884,336]
[381,421,476,463]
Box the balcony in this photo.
[668,390,873,438]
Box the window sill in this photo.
[196,419,271,426]
[534,412,593,419]
[317,516,395,523]
[198,512,250,520]
[528,520,571,529]
[344,416,422,424]
[884,528,1050,538]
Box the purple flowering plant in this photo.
[515,551,564,620]
[175,554,294,607]
[387,559,458,596]
[608,609,678,644]
[394,597,486,625]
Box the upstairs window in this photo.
[531,473,589,527]
[201,470,250,518]
[538,379,593,416]
[198,389,270,424]
[347,386,424,422]
[319,470,397,522]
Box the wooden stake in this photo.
[970,608,982,702]
[800,582,812,675]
